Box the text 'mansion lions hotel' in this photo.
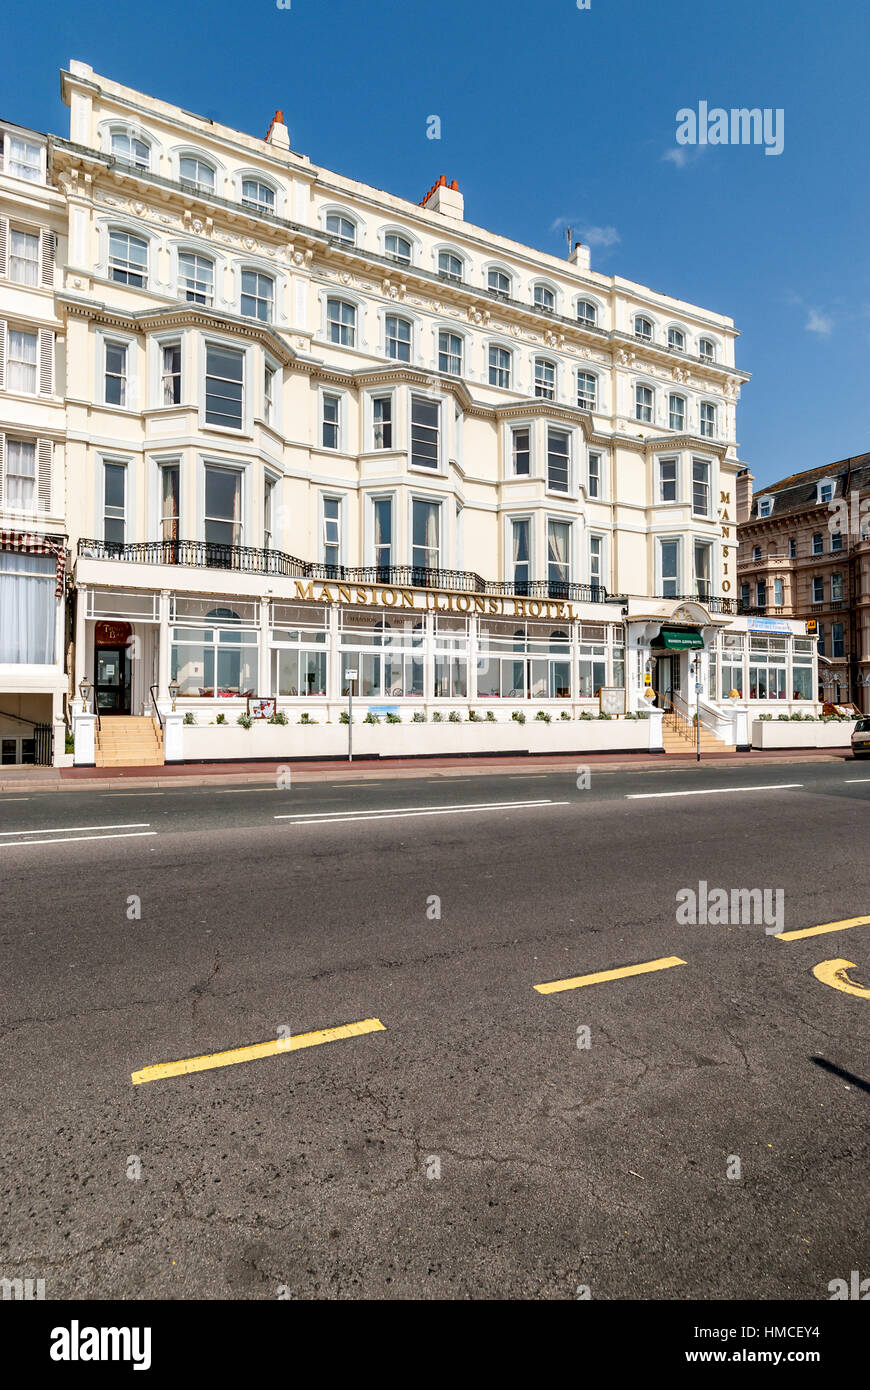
[0,62,817,765]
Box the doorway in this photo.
[95,645,132,715]
[654,653,680,709]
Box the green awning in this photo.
[653,626,705,650]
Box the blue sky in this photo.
[3,0,868,487]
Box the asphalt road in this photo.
[1,758,868,1300]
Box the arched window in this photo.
[326,298,356,347]
[241,270,274,322]
[577,371,597,409]
[385,232,412,264]
[179,155,215,193]
[634,315,653,341]
[534,357,555,399]
[111,129,151,171]
[438,250,463,282]
[241,178,275,213]
[576,299,597,326]
[533,283,555,312]
[178,250,214,305]
[487,267,511,298]
[698,337,715,362]
[668,327,685,351]
[108,230,148,287]
[325,211,356,246]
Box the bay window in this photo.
[204,466,241,547]
[372,395,393,449]
[659,539,679,597]
[547,519,571,591]
[205,344,244,429]
[694,540,712,598]
[162,343,181,405]
[792,639,814,699]
[322,497,341,568]
[411,396,439,469]
[160,463,180,542]
[412,499,440,573]
[692,458,710,516]
[171,611,258,698]
[546,428,570,493]
[749,637,787,700]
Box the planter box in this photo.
[751,720,856,749]
[180,717,653,762]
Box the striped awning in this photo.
[0,530,67,596]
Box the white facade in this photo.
[0,62,817,761]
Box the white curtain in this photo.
[548,523,568,580]
[0,553,56,663]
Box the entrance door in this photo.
[655,654,677,709]
[95,646,132,714]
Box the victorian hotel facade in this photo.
[0,62,818,765]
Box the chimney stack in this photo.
[265,110,290,150]
[568,240,590,271]
[421,175,464,221]
[736,467,755,523]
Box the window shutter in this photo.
[0,432,5,508]
[38,328,54,395]
[38,438,52,512]
[0,318,5,389]
[40,229,55,287]
[0,217,7,279]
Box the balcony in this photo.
[655,592,737,615]
[76,538,611,605]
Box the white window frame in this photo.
[384,312,413,363]
[325,296,357,348]
[200,337,251,435]
[323,208,359,246]
[488,342,512,389]
[320,493,344,568]
[238,172,278,215]
[437,328,464,377]
[368,390,395,451]
[436,248,464,282]
[658,456,678,504]
[177,152,218,195]
[534,357,556,400]
[239,266,275,323]
[532,281,557,313]
[382,228,414,265]
[634,315,654,342]
[320,390,343,451]
[1,130,45,183]
[587,450,603,500]
[635,382,654,423]
[699,401,716,439]
[577,370,597,410]
[668,393,686,432]
[486,265,512,299]
[177,247,216,307]
[546,426,572,496]
[667,326,686,351]
[658,537,682,597]
[576,298,598,327]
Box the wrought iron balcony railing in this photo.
[76,538,611,605]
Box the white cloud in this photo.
[581,225,621,249]
[662,147,690,168]
[805,310,833,337]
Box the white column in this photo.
[258,597,271,695]
[74,585,88,688]
[158,589,171,698]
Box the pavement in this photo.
[0,757,868,1299]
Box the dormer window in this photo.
[326,212,356,246]
[487,267,511,298]
[667,327,685,351]
[698,337,715,363]
[533,284,555,312]
[634,316,653,342]
[758,497,774,518]
[111,129,151,171]
[817,480,834,504]
[241,178,275,213]
[576,299,597,326]
[179,156,215,194]
[438,251,462,282]
[385,232,412,265]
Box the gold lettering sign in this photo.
[293,579,577,622]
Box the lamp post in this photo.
[344,668,357,760]
[79,677,93,712]
[692,654,702,762]
[168,677,180,712]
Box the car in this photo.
[851,716,870,758]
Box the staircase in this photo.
[662,709,735,754]
[95,715,164,767]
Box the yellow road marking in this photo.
[131,1017,386,1085]
[774,915,870,941]
[812,959,870,1000]
[534,955,686,995]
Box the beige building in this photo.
[0,61,818,762]
[737,455,870,712]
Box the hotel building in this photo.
[737,456,870,712]
[0,62,817,763]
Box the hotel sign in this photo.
[290,579,580,622]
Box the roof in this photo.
[749,452,870,521]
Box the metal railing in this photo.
[149,685,164,734]
[654,592,737,614]
[76,539,612,605]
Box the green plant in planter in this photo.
[778,713,791,721]
[412,711,426,723]
[216,712,227,725]
[468,709,480,721]
[299,711,318,724]
[535,710,552,723]
[485,711,496,722]
[597,710,612,720]
[624,711,637,720]
[65,733,75,753]
[560,710,571,720]
[183,711,196,725]
[512,710,526,724]
[268,711,288,725]
[237,713,252,729]
[579,710,594,720]
[364,711,380,724]
[636,710,650,720]
[432,711,444,722]
[339,710,351,724]
[448,710,462,723]
[385,712,401,724]
[759,713,772,721]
